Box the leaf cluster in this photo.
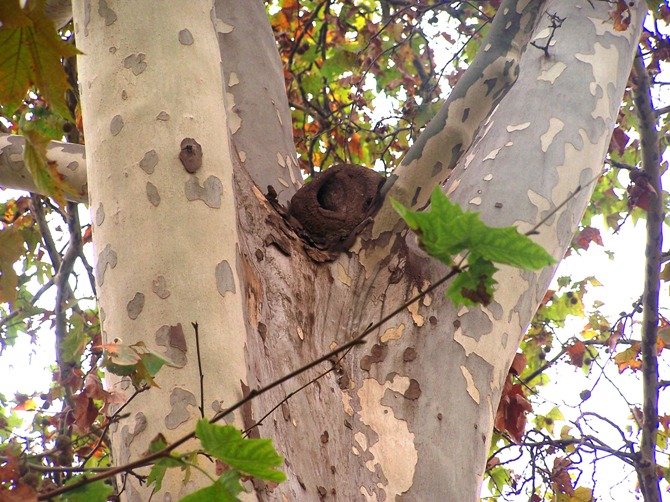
[392,186,556,307]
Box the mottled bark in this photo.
[71,2,248,499]
[239,1,646,500]
[0,1,648,501]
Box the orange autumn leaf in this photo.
[566,341,586,367]
[614,342,642,372]
[609,0,631,31]
[509,352,526,376]
[494,380,532,444]
[551,456,574,495]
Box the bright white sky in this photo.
[1,5,670,501]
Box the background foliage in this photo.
[1,0,670,500]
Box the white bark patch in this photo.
[277,177,289,187]
[460,365,480,404]
[483,174,493,181]
[165,388,197,430]
[152,275,171,299]
[110,115,124,136]
[532,27,551,44]
[506,122,530,132]
[288,155,297,185]
[178,29,194,46]
[380,323,405,343]
[469,196,482,206]
[276,152,285,167]
[462,150,477,169]
[123,53,147,76]
[238,150,246,162]
[407,287,424,326]
[341,391,354,416]
[337,263,352,287]
[296,325,304,341]
[454,291,523,392]
[526,189,551,219]
[538,61,566,84]
[483,147,501,161]
[357,376,417,499]
[215,260,236,296]
[95,243,117,286]
[228,72,239,87]
[126,292,145,320]
[223,90,241,134]
[360,486,379,502]
[446,177,461,196]
[156,111,170,121]
[575,43,620,121]
[184,175,223,208]
[146,182,160,206]
[139,149,158,174]
[355,431,368,451]
[540,117,564,152]
[213,18,233,34]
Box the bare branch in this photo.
[632,51,662,502]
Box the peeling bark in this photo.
[0,1,648,501]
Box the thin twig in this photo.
[192,322,205,419]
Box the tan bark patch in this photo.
[380,323,404,343]
[460,365,480,404]
[357,376,417,499]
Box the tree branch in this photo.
[632,51,662,502]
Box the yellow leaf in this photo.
[661,262,670,281]
[0,228,25,306]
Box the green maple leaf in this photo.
[392,186,556,307]
[0,0,79,118]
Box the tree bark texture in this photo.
[0,0,648,500]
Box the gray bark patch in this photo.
[95,203,105,226]
[98,0,117,25]
[119,412,146,464]
[360,343,388,371]
[215,260,236,297]
[152,275,171,299]
[126,292,145,320]
[139,149,158,174]
[155,323,187,367]
[403,347,417,362]
[110,115,124,136]
[178,29,194,45]
[66,161,78,171]
[165,388,197,430]
[96,244,117,286]
[146,182,160,206]
[184,175,223,208]
[123,53,147,75]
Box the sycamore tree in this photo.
[0,0,669,501]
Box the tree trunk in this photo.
[1,0,647,500]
